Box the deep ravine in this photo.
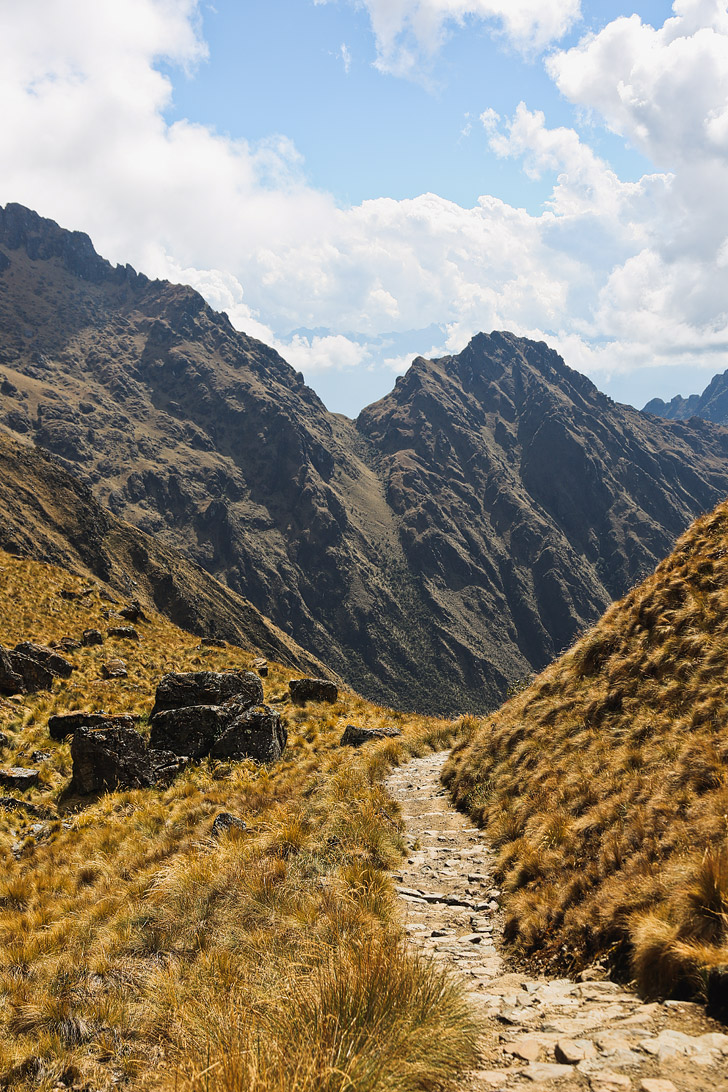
[386,752,728,1092]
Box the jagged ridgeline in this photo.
[445,498,728,1006]
[0,547,476,1089]
[3,202,728,713]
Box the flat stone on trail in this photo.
[470,1072,511,1090]
[555,1038,598,1064]
[521,1061,573,1081]
[588,1074,632,1092]
[503,1037,543,1062]
[639,1081,678,1092]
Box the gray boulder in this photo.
[0,646,25,695]
[70,726,185,795]
[340,725,403,747]
[149,705,230,759]
[151,671,263,717]
[6,652,55,693]
[81,629,104,646]
[210,704,287,763]
[0,767,40,790]
[289,677,338,704]
[211,812,247,838]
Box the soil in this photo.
[386,752,728,1092]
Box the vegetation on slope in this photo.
[445,498,728,1002]
[0,549,477,1091]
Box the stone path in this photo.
[386,752,728,1092]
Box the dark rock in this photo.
[6,652,55,692]
[60,587,93,601]
[30,751,50,762]
[0,795,53,818]
[707,965,728,1021]
[289,677,339,704]
[55,637,81,652]
[0,732,9,749]
[48,711,136,741]
[209,704,287,763]
[0,767,40,790]
[252,657,268,676]
[211,812,247,838]
[151,670,263,717]
[340,724,403,747]
[81,628,104,646]
[200,637,226,648]
[69,726,185,795]
[149,705,230,758]
[119,600,148,623]
[0,645,25,695]
[107,625,139,641]
[101,658,127,679]
[13,641,73,678]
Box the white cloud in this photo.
[340,42,352,73]
[317,0,581,76]
[1,0,728,415]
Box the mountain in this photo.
[644,368,728,425]
[3,202,728,712]
[0,430,330,677]
[445,495,728,1005]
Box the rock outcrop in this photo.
[69,726,184,795]
[289,678,339,704]
[644,368,728,425]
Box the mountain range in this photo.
[2,201,728,713]
[644,368,728,426]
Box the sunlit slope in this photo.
[445,498,728,1000]
[0,549,475,1091]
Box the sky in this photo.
[1,0,728,416]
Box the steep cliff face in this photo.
[357,332,728,677]
[2,204,728,713]
[644,367,728,426]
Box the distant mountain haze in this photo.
[644,368,728,426]
[2,202,728,713]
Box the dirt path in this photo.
[386,751,728,1092]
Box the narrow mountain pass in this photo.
[386,752,728,1092]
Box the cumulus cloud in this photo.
[1,0,728,413]
[317,0,581,76]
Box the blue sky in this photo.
[2,1,728,415]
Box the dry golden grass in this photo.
[445,499,728,1000]
[0,549,477,1090]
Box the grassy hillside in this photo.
[445,498,728,1002]
[0,549,477,1091]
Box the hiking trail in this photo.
[386,751,728,1092]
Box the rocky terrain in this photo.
[3,202,728,712]
[644,369,728,426]
[388,752,728,1092]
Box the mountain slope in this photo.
[358,332,728,683]
[644,368,728,425]
[0,431,330,677]
[3,203,728,712]
[445,496,728,1001]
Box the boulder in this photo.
[55,637,81,652]
[6,652,55,693]
[151,671,263,717]
[119,601,148,623]
[0,646,25,695]
[70,726,185,795]
[101,659,128,679]
[211,812,247,838]
[289,677,338,704]
[200,637,226,648]
[107,626,139,641]
[81,629,104,646]
[210,704,287,763]
[340,725,403,747]
[48,711,136,741]
[149,705,230,759]
[252,657,268,677]
[0,767,40,790]
[13,642,73,678]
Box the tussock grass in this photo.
[0,550,478,1089]
[445,500,728,1000]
